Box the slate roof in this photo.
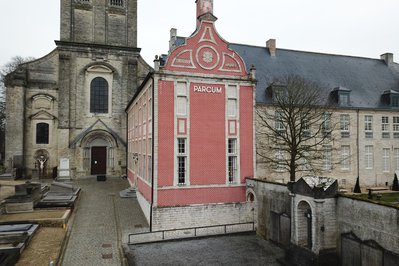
[229,43,399,109]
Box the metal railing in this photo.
[128,222,255,245]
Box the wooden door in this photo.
[91,147,107,175]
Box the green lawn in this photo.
[350,192,399,206]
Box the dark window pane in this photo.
[90,77,109,113]
[36,123,49,144]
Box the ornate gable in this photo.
[164,8,247,77]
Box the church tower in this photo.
[4,0,150,179]
[60,0,137,47]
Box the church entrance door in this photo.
[91,147,107,175]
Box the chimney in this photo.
[169,28,177,54]
[153,55,160,71]
[266,39,276,57]
[380,53,394,66]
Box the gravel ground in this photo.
[16,227,66,266]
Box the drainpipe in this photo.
[356,109,360,180]
[150,74,155,232]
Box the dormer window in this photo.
[331,87,351,107]
[382,90,399,108]
[268,83,287,103]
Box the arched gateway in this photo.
[80,130,118,176]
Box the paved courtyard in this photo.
[126,234,284,266]
[61,177,284,266]
[61,177,149,266]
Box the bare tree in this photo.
[256,75,334,182]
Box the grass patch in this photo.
[350,192,399,206]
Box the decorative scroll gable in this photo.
[164,21,248,77]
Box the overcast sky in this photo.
[0,0,398,69]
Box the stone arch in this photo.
[80,130,118,175]
[246,189,256,202]
[83,64,115,116]
[297,200,313,249]
[82,63,119,79]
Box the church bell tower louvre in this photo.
[4,0,150,179]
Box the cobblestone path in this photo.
[61,177,148,266]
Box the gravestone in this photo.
[4,183,42,213]
[58,158,71,180]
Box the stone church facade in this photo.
[5,0,150,178]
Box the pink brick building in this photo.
[126,0,256,230]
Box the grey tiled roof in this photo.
[229,43,399,109]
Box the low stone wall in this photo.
[151,202,253,231]
[337,196,399,255]
[246,178,290,240]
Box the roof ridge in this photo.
[229,42,397,63]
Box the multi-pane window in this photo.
[340,114,350,138]
[275,111,284,133]
[36,123,49,144]
[302,116,310,137]
[148,88,152,135]
[275,149,285,172]
[339,92,350,106]
[395,148,399,171]
[383,148,390,172]
[341,145,350,170]
[322,113,331,137]
[228,139,238,183]
[364,115,373,138]
[273,87,286,102]
[227,85,238,117]
[382,116,390,138]
[177,138,187,184]
[176,82,187,116]
[365,145,374,169]
[323,145,332,170]
[90,77,108,113]
[393,117,399,138]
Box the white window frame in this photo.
[177,138,187,185]
[275,149,285,172]
[176,82,188,116]
[340,114,350,138]
[227,85,238,117]
[365,145,374,170]
[364,115,373,138]
[383,148,390,173]
[393,117,399,138]
[395,148,399,172]
[227,138,238,183]
[275,110,284,131]
[341,145,350,170]
[323,145,332,170]
[382,116,390,139]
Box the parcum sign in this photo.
[193,85,223,94]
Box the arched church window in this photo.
[36,123,49,144]
[90,77,109,113]
[110,0,124,7]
